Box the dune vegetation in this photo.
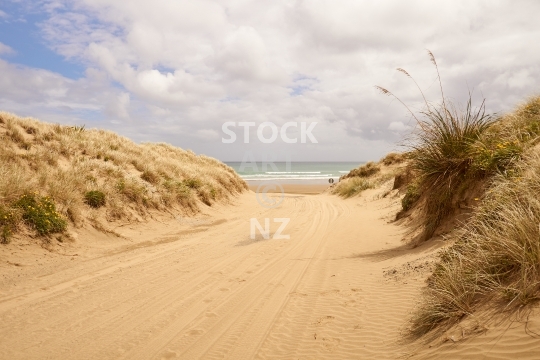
[331,153,406,198]
[372,51,540,336]
[0,112,247,244]
[410,96,540,336]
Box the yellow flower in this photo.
[474,198,479,201]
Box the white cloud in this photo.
[507,70,535,90]
[195,128,220,142]
[388,121,410,132]
[105,92,130,119]
[0,42,15,55]
[1,0,540,161]
[0,59,128,126]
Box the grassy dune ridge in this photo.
[331,153,407,198]
[410,97,540,335]
[337,95,540,337]
[0,112,247,243]
[337,51,540,337]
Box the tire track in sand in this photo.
[0,191,427,360]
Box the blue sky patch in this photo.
[289,74,319,96]
[0,3,84,79]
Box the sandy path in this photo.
[0,190,432,359]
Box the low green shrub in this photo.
[84,190,106,208]
[13,193,67,235]
[473,140,523,173]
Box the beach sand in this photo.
[1,183,539,359]
[247,183,331,194]
[246,178,336,194]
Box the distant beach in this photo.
[225,161,362,193]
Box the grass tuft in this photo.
[332,177,374,198]
[411,97,495,239]
[377,51,508,240]
[183,178,202,189]
[141,169,160,184]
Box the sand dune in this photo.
[1,185,539,359]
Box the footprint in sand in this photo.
[219,288,229,292]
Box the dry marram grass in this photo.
[412,149,540,335]
[332,159,403,198]
[410,97,540,335]
[375,50,540,336]
[0,112,247,242]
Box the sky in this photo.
[1,0,539,162]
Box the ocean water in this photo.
[225,162,362,184]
